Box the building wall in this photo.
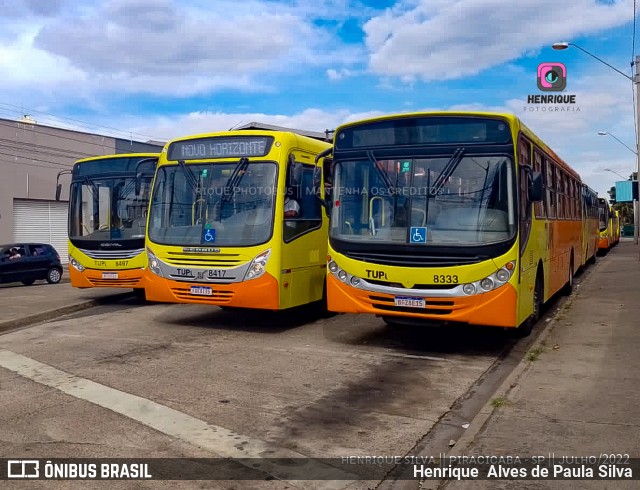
[0,117,164,244]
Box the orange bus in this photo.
[581,185,599,266]
[323,111,595,336]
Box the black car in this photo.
[0,243,63,286]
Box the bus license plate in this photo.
[102,272,118,279]
[394,296,425,308]
[191,286,213,296]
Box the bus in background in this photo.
[145,130,331,309]
[597,198,612,254]
[323,112,588,336]
[58,153,159,295]
[581,185,599,266]
[611,209,621,245]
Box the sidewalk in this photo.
[0,281,134,333]
[438,238,640,489]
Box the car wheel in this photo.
[22,279,35,286]
[46,267,62,284]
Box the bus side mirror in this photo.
[134,158,157,195]
[55,169,71,201]
[528,171,543,202]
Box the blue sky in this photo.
[0,0,638,199]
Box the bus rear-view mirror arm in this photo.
[134,157,158,195]
[55,170,72,201]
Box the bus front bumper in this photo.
[144,273,280,309]
[327,274,518,328]
[69,267,145,289]
[598,237,610,250]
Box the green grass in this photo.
[491,396,512,408]
[527,346,545,362]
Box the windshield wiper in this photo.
[221,157,249,203]
[367,151,395,193]
[430,147,465,196]
[178,159,199,191]
[83,177,99,197]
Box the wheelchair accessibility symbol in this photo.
[410,226,427,244]
[202,228,216,243]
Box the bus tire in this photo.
[513,272,543,338]
[561,253,574,296]
[132,288,146,301]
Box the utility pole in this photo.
[635,55,640,245]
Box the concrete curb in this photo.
[440,265,597,464]
[0,292,134,334]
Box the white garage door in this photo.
[13,199,69,264]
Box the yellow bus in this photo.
[144,130,332,309]
[611,209,621,245]
[581,185,599,266]
[61,153,159,295]
[323,111,591,336]
[597,198,612,254]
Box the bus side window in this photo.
[284,163,322,242]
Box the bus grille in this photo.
[368,295,454,315]
[79,248,144,260]
[171,286,234,303]
[366,279,457,290]
[164,252,244,267]
[344,251,484,267]
[88,278,140,287]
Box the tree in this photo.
[613,202,633,225]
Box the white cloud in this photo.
[0,0,364,99]
[327,68,356,80]
[363,0,634,81]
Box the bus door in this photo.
[281,153,325,307]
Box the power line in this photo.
[0,102,163,143]
[0,118,159,157]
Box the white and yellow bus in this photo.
[144,130,331,309]
[63,153,159,294]
[323,112,596,336]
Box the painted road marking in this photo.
[0,349,358,488]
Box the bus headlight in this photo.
[461,261,516,295]
[327,258,363,288]
[480,278,494,291]
[147,248,163,277]
[244,249,271,280]
[69,255,85,272]
[496,268,510,282]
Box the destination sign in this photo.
[335,116,512,149]
[168,136,274,160]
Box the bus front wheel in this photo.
[513,274,543,338]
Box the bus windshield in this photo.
[331,154,516,246]
[598,205,609,232]
[148,161,277,247]
[69,175,153,241]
